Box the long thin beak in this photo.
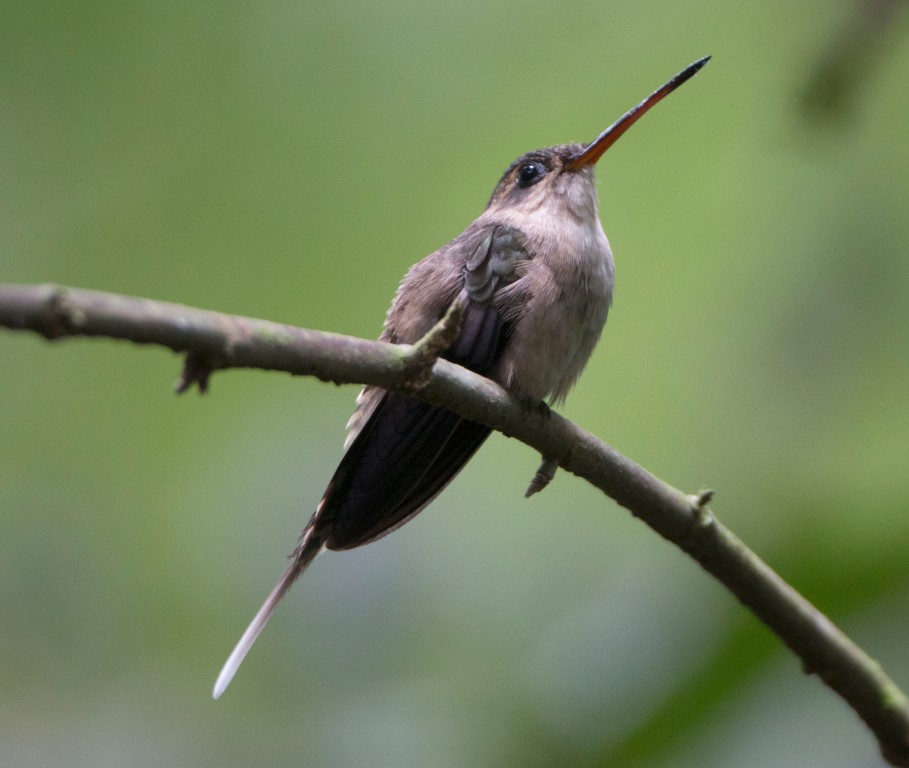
[566,55,711,170]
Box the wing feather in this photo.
[323,298,504,549]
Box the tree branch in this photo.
[2,282,908,766]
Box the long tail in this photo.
[212,529,325,699]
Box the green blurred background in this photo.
[2,1,907,766]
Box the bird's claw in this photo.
[176,350,221,394]
[525,456,559,498]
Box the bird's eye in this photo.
[517,162,545,188]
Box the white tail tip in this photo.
[212,547,321,699]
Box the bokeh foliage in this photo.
[1,2,907,766]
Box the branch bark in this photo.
[2,282,908,766]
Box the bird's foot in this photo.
[175,350,222,394]
[525,456,559,498]
[517,395,551,420]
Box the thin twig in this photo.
[400,292,466,390]
[1,282,907,766]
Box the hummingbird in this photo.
[213,56,710,698]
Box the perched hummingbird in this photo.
[213,56,710,697]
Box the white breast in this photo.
[486,181,614,403]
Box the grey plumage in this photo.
[213,57,709,698]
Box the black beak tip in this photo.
[677,55,712,85]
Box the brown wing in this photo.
[321,298,501,549]
[318,223,527,548]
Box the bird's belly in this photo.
[495,261,611,404]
